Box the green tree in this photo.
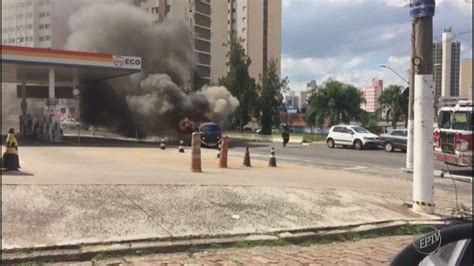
[189,69,206,92]
[306,79,365,127]
[219,34,257,132]
[378,85,404,129]
[258,60,288,135]
[360,111,381,134]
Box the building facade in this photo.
[137,0,212,82]
[137,0,281,84]
[299,80,317,110]
[361,78,383,113]
[459,58,472,100]
[2,0,54,48]
[432,27,461,100]
[224,0,281,83]
[284,91,299,110]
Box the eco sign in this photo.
[112,55,142,68]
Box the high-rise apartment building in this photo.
[224,0,281,82]
[432,27,461,99]
[361,78,383,113]
[138,0,212,82]
[460,58,472,100]
[139,0,281,84]
[2,0,54,48]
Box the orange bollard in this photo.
[219,135,229,168]
[191,132,202,172]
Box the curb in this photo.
[1,218,456,264]
[401,168,472,183]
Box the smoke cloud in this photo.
[63,2,238,136]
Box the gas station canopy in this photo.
[1,45,142,84]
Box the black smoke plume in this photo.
[65,2,238,137]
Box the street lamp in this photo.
[379,64,409,85]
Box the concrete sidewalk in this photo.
[1,145,471,252]
[2,184,423,250]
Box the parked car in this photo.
[199,122,222,148]
[326,125,380,150]
[60,118,81,129]
[379,129,407,152]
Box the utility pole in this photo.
[405,20,415,171]
[410,0,436,214]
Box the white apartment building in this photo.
[138,0,212,82]
[138,0,281,84]
[2,0,54,48]
[222,0,281,83]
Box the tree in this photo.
[218,34,257,132]
[360,111,381,134]
[306,79,365,127]
[189,69,206,92]
[378,85,404,129]
[258,60,288,135]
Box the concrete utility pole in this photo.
[409,0,436,214]
[405,21,415,171]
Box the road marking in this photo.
[342,166,367,170]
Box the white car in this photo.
[61,118,81,129]
[326,125,380,150]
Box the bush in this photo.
[302,134,327,143]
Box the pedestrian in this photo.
[281,123,290,147]
[2,128,20,171]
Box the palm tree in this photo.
[306,79,365,127]
[378,85,404,129]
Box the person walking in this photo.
[281,123,290,147]
[2,128,20,171]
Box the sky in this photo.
[281,0,473,91]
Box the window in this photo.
[27,12,33,18]
[438,111,452,129]
[26,36,33,41]
[39,24,45,29]
[44,24,49,29]
[17,37,25,43]
[39,12,45,18]
[17,14,25,19]
[391,130,404,136]
[39,36,44,41]
[44,35,50,40]
[9,38,15,43]
[17,26,25,31]
[46,12,50,17]
[27,24,33,29]
[452,112,470,130]
[352,127,370,133]
[3,39,8,44]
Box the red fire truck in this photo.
[433,100,473,167]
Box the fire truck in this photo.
[433,100,473,167]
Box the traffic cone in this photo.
[243,147,251,167]
[268,147,277,167]
[178,140,185,153]
[160,137,166,150]
[217,142,221,158]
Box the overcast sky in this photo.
[281,0,473,91]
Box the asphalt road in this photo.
[229,140,471,176]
